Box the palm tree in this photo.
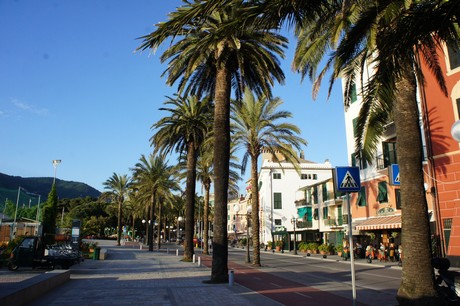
[151,94,212,261]
[131,154,180,252]
[137,1,286,283]
[242,0,459,304]
[103,173,131,246]
[232,88,307,266]
[195,140,241,255]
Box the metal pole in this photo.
[293,219,297,255]
[246,211,250,263]
[347,192,357,306]
[12,187,21,239]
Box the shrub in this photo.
[319,243,333,253]
[275,240,283,247]
[307,242,319,251]
[335,244,344,252]
[298,241,308,252]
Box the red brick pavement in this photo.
[200,254,368,306]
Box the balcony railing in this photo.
[297,220,313,228]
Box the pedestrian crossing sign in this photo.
[389,164,400,186]
[334,167,361,192]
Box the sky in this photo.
[0,0,348,194]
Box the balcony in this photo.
[297,220,313,228]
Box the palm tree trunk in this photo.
[184,142,197,261]
[203,180,211,255]
[395,65,439,305]
[251,155,261,266]
[209,64,231,283]
[117,198,123,246]
[157,201,162,250]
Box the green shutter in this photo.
[274,192,282,209]
[322,184,328,201]
[357,187,367,207]
[377,181,388,203]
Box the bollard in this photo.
[198,257,201,267]
[193,254,196,263]
[228,270,234,286]
[140,244,142,250]
[176,249,179,256]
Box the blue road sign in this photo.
[389,164,400,186]
[334,167,361,192]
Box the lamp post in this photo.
[178,216,183,242]
[291,214,298,255]
[52,159,61,185]
[246,206,252,263]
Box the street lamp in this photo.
[52,159,61,184]
[246,206,252,263]
[178,216,183,242]
[291,214,298,255]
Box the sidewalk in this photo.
[2,241,400,306]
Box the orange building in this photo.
[420,44,460,265]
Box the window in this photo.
[353,117,358,137]
[395,189,401,209]
[273,173,281,179]
[351,152,368,170]
[382,141,397,167]
[322,184,328,201]
[306,188,312,205]
[357,187,367,207]
[322,206,328,219]
[301,174,309,180]
[275,219,282,226]
[313,208,319,220]
[313,174,317,180]
[377,181,388,203]
[274,192,282,209]
[456,98,460,119]
[312,186,318,204]
[350,83,358,103]
[447,42,460,71]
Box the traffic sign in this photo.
[334,167,361,192]
[389,164,400,186]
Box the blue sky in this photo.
[0,1,347,194]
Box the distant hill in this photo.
[0,172,101,205]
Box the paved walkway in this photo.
[4,240,402,306]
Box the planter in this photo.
[337,251,343,257]
[276,246,281,252]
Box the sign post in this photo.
[334,167,361,306]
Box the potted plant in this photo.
[307,242,319,254]
[298,242,308,253]
[318,243,330,255]
[266,241,273,250]
[335,244,344,257]
[275,240,283,252]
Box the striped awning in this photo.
[355,215,401,231]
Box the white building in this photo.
[258,150,334,249]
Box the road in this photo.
[225,247,401,306]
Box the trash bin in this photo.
[93,247,101,260]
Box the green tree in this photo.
[137,0,286,283]
[41,183,58,245]
[103,173,131,246]
[131,154,180,252]
[232,88,306,266]
[151,94,212,261]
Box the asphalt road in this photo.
[225,246,401,306]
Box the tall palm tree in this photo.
[232,88,307,266]
[131,154,180,252]
[103,173,131,246]
[242,0,459,304]
[195,140,241,255]
[151,94,212,261]
[137,0,286,283]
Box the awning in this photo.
[355,215,401,231]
